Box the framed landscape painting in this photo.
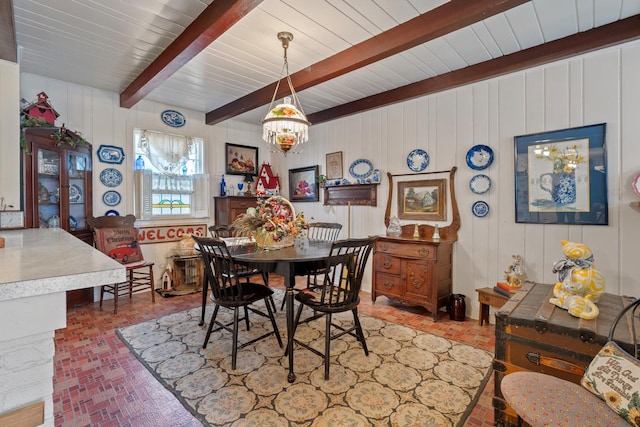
[397,179,446,221]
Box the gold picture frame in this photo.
[325,151,343,180]
[397,179,446,221]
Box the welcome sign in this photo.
[138,224,207,244]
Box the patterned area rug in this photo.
[116,291,493,426]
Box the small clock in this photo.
[0,211,25,229]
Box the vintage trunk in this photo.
[493,282,636,427]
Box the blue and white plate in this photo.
[100,168,123,187]
[161,109,186,127]
[97,145,125,164]
[466,145,494,170]
[69,216,77,231]
[69,184,82,203]
[105,209,120,216]
[472,201,489,218]
[407,149,429,172]
[469,174,492,195]
[349,159,374,180]
[103,190,121,206]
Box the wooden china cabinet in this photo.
[22,127,94,307]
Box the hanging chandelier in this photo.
[262,31,310,156]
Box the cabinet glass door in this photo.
[36,147,61,228]
[67,152,89,232]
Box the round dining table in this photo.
[199,240,333,383]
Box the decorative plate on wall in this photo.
[105,209,120,216]
[406,149,429,172]
[466,145,494,170]
[161,109,186,127]
[472,201,489,218]
[103,190,121,206]
[97,145,125,164]
[469,174,492,194]
[100,168,123,187]
[349,159,374,179]
[633,173,640,197]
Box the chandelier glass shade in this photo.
[262,32,310,156]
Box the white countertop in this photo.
[0,228,126,301]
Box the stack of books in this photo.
[493,282,517,297]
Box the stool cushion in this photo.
[501,372,628,427]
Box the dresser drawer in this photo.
[374,253,401,275]
[375,240,434,259]
[233,199,256,209]
[374,273,404,296]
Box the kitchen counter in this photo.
[0,228,125,426]
[0,228,124,301]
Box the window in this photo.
[133,129,209,219]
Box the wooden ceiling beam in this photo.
[205,0,529,125]
[0,0,17,63]
[119,0,263,109]
[308,15,640,125]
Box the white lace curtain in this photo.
[140,130,193,176]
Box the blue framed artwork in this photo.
[97,145,125,164]
[514,123,607,225]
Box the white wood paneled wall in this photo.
[15,39,640,320]
[274,39,640,320]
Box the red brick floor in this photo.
[54,276,497,426]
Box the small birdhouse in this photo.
[257,163,280,192]
[21,92,60,125]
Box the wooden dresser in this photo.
[372,236,454,321]
[493,282,636,427]
[214,196,258,225]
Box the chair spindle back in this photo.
[193,235,247,303]
[308,222,342,241]
[315,237,376,307]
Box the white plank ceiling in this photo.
[12,0,640,125]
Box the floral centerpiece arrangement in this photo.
[232,196,309,249]
[536,144,586,173]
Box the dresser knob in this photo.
[418,248,430,257]
[383,261,392,269]
[382,282,394,289]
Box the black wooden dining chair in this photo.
[280,222,343,310]
[193,235,282,370]
[291,236,376,379]
[209,224,275,312]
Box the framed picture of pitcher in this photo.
[514,123,607,225]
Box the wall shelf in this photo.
[323,183,379,206]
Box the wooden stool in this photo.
[476,287,509,326]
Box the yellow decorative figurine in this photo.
[550,240,605,320]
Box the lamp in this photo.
[262,32,310,156]
[243,173,254,196]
